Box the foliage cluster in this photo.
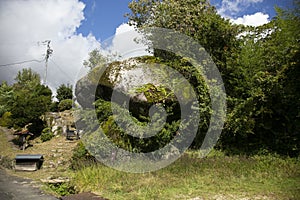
[78,0,299,157]
[56,84,73,102]
[70,141,96,170]
[0,69,52,135]
[0,112,12,127]
[40,127,54,142]
[125,0,300,156]
[78,57,210,155]
[0,155,14,169]
[46,182,76,197]
[219,5,300,156]
[58,99,73,112]
[51,83,74,112]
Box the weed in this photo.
[46,182,76,196]
[41,127,54,142]
[72,151,300,200]
[0,155,14,169]
[70,141,96,170]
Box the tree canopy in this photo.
[56,83,73,102]
[0,68,52,134]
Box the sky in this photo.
[0,0,295,94]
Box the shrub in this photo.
[41,127,54,142]
[50,101,59,112]
[46,182,76,196]
[0,111,12,127]
[0,105,7,117]
[0,156,14,169]
[58,99,73,112]
[70,141,96,170]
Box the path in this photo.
[0,169,58,200]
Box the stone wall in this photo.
[43,110,75,135]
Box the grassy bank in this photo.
[72,151,300,200]
[1,128,299,199]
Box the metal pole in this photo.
[44,58,48,85]
[43,40,53,85]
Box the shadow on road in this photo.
[0,169,58,200]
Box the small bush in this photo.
[0,105,6,117]
[0,155,14,169]
[70,141,96,170]
[58,99,73,112]
[0,111,12,127]
[50,101,59,112]
[46,182,76,196]
[41,127,54,142]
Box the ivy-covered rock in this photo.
[75,56,208,153]
[75,56,196,114]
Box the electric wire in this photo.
[49,58,74,83]
[0,59,45,67]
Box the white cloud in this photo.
[231,12,269,26]
[105,23,150,60]
[217,0,264,18]
[0,0,100,92]
[115,23,135,35]
[91,0,96,13]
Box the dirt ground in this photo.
[0,126,78,180]
[0,127,79,199]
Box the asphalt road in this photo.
[0,169,58,200]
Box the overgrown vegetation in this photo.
[70,141,96,170]
[45,182,76,196]
[0,68,52,135]
[56,84,73,102]
[40,127,54,142]
[75,0,300,157]
[58,99,73,112]
[0,155,14,169]
[72,151,300,199]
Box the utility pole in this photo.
[42,40,53,85]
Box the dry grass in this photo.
[0,127,15,156]
[1,127,300,200]
[0,127,78,180]
[72,152,300,200]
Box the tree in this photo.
[0,81,14,127]
[127,0,239,149]
[15,68,40,86]
[220,3,300,156]
[127,0,300,156]
[56,84,73,102]
[127,0,240,71]
[83,49,108,70]
[7,68,52,134]
[0,81,13,117]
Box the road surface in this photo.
[0,169,58,200]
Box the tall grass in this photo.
[72,151,300,200]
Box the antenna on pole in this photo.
[42,40,53,85]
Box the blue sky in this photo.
[77,0,295,41]
[77,0,132,40]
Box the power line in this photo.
[49,58,74,83]
[0,58,45,67]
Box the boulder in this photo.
[75,57,193,114]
